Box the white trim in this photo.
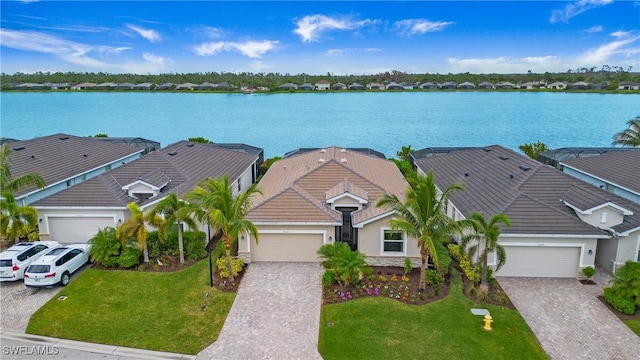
[249,229,328,252]
[380,227,407,256]
[563,200,633,216]
[618,225,640,237]
[35,206,126,210]
[333,203,361,208]
[499,242,588,267]
[636,235,640,262]
[559,163,640,197]
[326,193,368,204]
[122,180,162,192]
[501,233,607,239]
[353,211,395,228]
[44,214,118,235]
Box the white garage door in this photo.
[48,217,116,243]
[496,246,580,278]
[251,233,323,262]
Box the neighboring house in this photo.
[17,83,45,90]
[5,134,143,206]
[348,83,365,90]
[592,82,609,90]
[71,82,96,90]
[45,83,70,90]
[519,82,537,89]
[478,81,494,89]
[458,82,475,89]
[95,82,117,90]
[413,145,640,277]
[197,82,218,90]
[401,83,415,90]
[315,80,330,91]
[239,146,420,266]
[96,137,161,155]
[113,83,135,90]
[496,81,516,89]
[368,83,385,90]
[560,149,640,205]
[175,83,198,90]
[278,83,297,91]
[419,82,438,89]
[618,82,640,91]
[386,82,402,90]
[568,81,590,90]
[439,81,457,89]
[156,83,174,90]
[34,141,262,244]
[133,83,154,90]
[298,83,314,90]
[334,82,347,90]
[548,82,567,90]
[537,147,630,170]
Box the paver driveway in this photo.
[198,262,324,360]
[498,275,640,360]
[0,280,65,332]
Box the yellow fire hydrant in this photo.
[483,314,493,331]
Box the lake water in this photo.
[1,91,638,158]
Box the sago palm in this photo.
[185,175,261,282]
[148,193,198,264]
[612,117,640,147]
[377,171,467,291]
[459,212,511,286]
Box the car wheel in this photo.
[61,272,70,286]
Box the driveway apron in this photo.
[498,274,640,360]
[198,262,324,360]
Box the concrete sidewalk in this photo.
[0,329,196,360]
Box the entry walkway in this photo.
[197,262,324,360]
[498,270,640,360]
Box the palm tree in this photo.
[117,202,155,263]
[1,143,46,195]
[612,117,640,147]
[185,175,262,282]
[459,212,511,287]
[0,192,38,244]
[88,226,121,266]
[148,193,198,264]
[377,171,468,291]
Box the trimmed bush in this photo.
[216,257,244,279]
[322,270,336,288]
[184,232,207,260]
[317,242,368,287]
[582,266,595,279]
[604,287,636,315]
[118,246,142,268]
[434,241,451,275]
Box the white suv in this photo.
[0,241,60,282]
[24,244,91,287]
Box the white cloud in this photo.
[326,47,382,58]
[577,33,640,65]
[0,29,168,73]
[127,24,161,42]
[293,14,372,42]
[249,61,273,72]
[194,40,278,58]
[550,0,613,24]
[447,56,561,73]
[583,25,603,34]
[142,53,169,67]
[203,26,225,38]
[611,31,630,38]
[393,19,454,36]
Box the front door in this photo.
[336,207,358,251]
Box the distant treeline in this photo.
[1,66,638,91]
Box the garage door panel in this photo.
[252,233,323,262]
[496,246,580,278]
[48,217,115,243]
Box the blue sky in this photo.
[1,1,639,75]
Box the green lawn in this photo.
[624,320,640,337]
[27,259,235,354]
[319,270,548,360]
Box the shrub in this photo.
[317,242,368,286]
[448,243,479,283]
[322,270,336,287]
[88,227,121,267]
[604,287,636,315]
[185,232,207,260]
[404,257,413,274]
[117,246,142,268]
[609,261,640,307]
[434,241,451,275]
[216,257,244,279]
[582,266,595,279]
[425,269,444,295]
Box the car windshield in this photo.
[27,265,50,273]
[0,259,12,267]
[45,248,67,256]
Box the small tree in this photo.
[88,227,121,266]
[187,136,214,144]
[518,141,549,160]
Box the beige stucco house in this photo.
[34,141,261,244]
[240,146,420,266]
[413,145,640,278]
